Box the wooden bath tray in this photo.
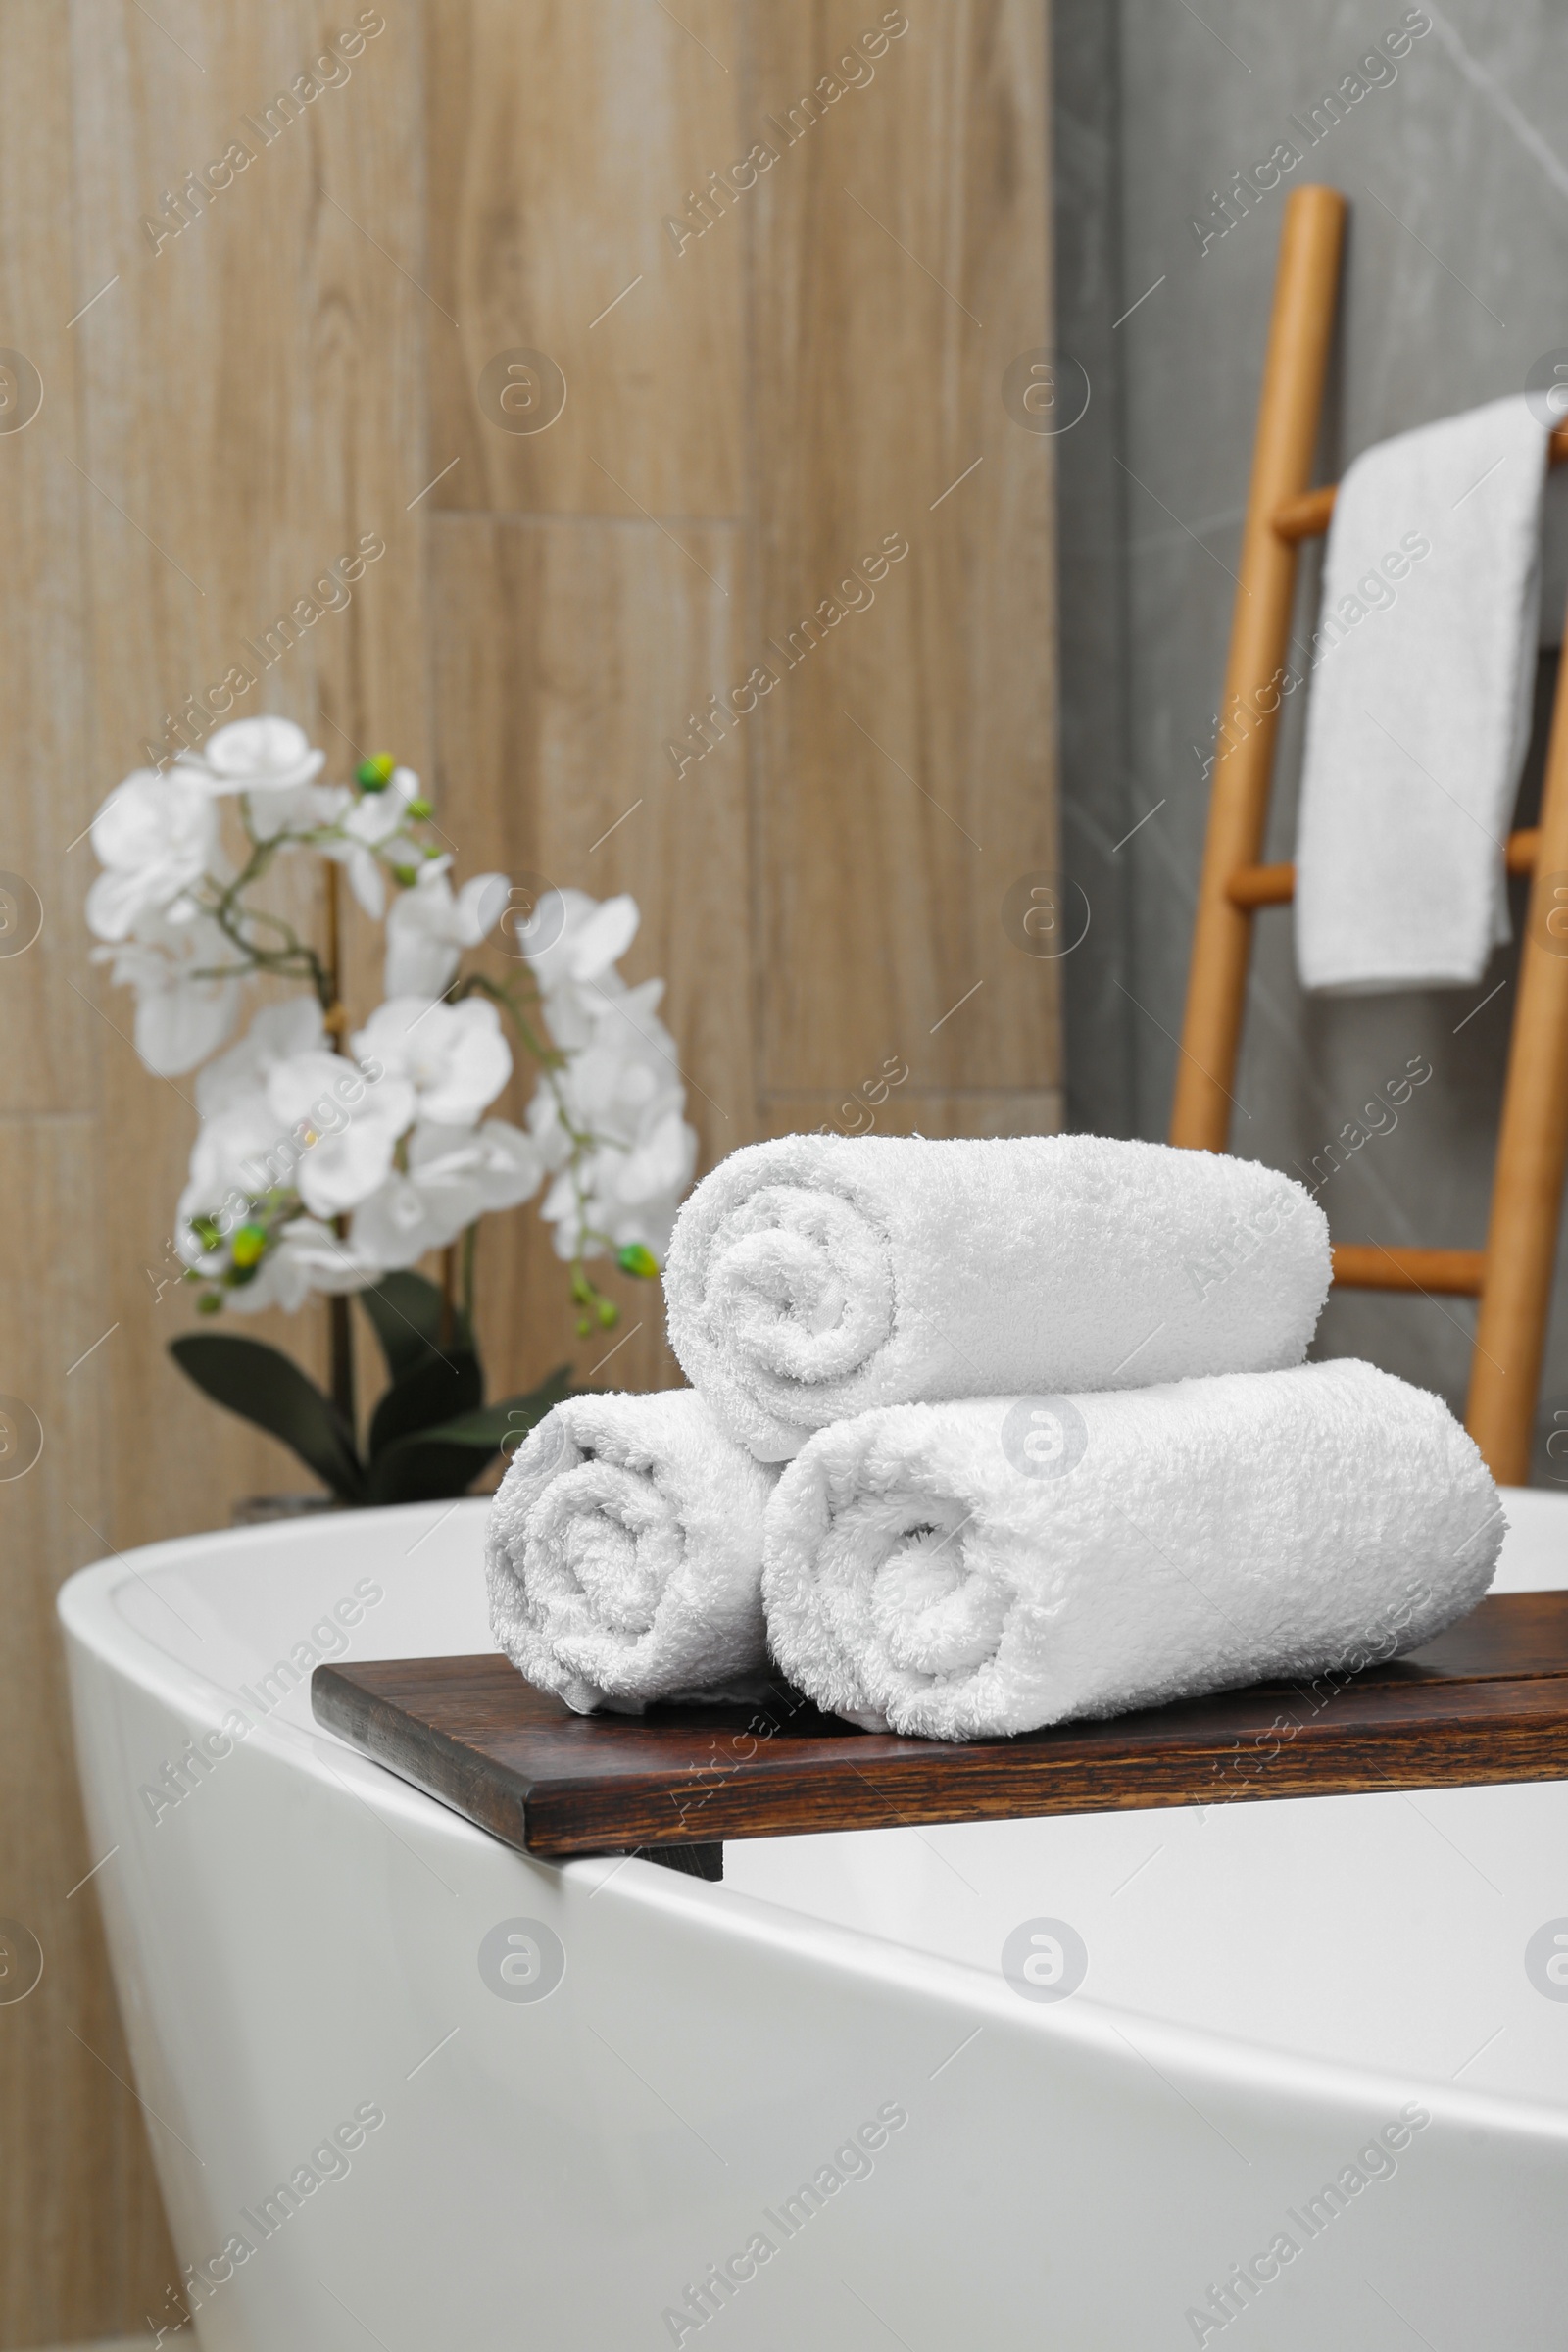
[312,1592,1568,1872]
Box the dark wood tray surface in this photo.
[311,1592,1568,1861]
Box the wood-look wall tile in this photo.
[430,512,754,1396]
[0,1115,174,2339]
[751,0,1059,1106]
[70,0,432,1544]
[426,0,745,518]
[761,1087,1064,1141]
[0,0,95,1116]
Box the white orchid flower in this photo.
[266,1048,416,1217]
[528,975,685,1143]
[183,716,325,796]
[177,709,341,856]
[194,999,325,1119]
[522,937,696,1265]
[323,765,430,917]
[86,772,696,1311]
[86,768,219,941]
[177,1018,397,1298]
[245,779,353,844]
[91,909,243,1076]
[530,1022,695,1261]
[538,1102,695,1263]
[614,1104,698,1207]
[177,1095,294,1248]
[352,996,512,1127]
[179,1004,338,1240]
[522,887,640,997]
[350,1162,483,1272]
[409,1117,542,1210]
[562,1034,680,1135]
[384,867,509,1000]
[341,763,421,841]
[350,1176,471,1272]
[350,1116,542,1270]
[222,1218,381,1313]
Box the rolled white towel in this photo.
[761,1360,1503,1741]
[664,1133,1330,1460]
[486,1389,778,1714]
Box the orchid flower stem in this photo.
[327,1268,356,1438]
[322,856,357,1436]
[458,971,560,1072]
[323,855,343,1010]
[461,1222,477,1332]
[202,838,334,1007]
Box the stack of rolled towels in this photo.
[486,1135,1504,1741]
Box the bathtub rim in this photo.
[57,1496,1568,2153]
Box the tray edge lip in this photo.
[309,1660,1568,1856]
[311,1657,543,1834]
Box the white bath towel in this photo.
[1295,395,1549,994]
[664,1133,1330,1460]
[486,1389,778,1714]
[761,1359,1502,1741]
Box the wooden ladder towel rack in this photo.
[1172,182,1568,1484]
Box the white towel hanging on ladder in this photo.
[1294,394,1549,994]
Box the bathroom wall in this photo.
[0,1,1056,2339]
[1054,0,1568,1467]
[424,0,1060,1388]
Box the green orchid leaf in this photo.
[363,1368,574,1506]
[368,1346,483,1463]
[362,1437,493,1506]
[170,1334,366,1501]
[357,1272,473,1382]
[419,1369,575,1453]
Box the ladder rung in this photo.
[1272,484,1337,543]
[1273,420,1568,543]
[1227,828,1542,910]
[1331,1245,1485,1295]
[1227,861,1296,907]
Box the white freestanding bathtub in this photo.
[59,1490,1568,2350]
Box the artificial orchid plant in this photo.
[85,716,697,1502]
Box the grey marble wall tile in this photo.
[1057,0,1568,1464]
